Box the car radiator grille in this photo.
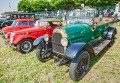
[52,33,65,54]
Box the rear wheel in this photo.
[1,22,11,27]
[69,50,90,81]
[36,43,51,62]
[17,39,33,54]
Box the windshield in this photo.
[6,15,11,20]
[11,20,18,26]
[35,21,48,27]
[67,9,95,25]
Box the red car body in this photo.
[2,19,35,34]
[5,18,62,53]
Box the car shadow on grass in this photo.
[85,37,117,79]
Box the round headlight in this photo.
[61,38,68,47]
[44,34,49,42]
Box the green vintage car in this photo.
[0,13,36,28]
[33,9,117,81]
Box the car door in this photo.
[93,23,107,39]
[93,25,102,39]
[29,21,35,28]
[18,21,29,29]
[82,27,94,43]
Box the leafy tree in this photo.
[74,0,84,7]
[18,0,50,12]
[18,0,119,12]
[31,0,50,12]
[18,0,31,12]
[49,0,57,10]
[85,0,119,7]
[54,0,75,9]
[52,0,119,9]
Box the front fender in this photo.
[13,35,36,45]
[66,43,95,59]
[107,27,117,39]
[33,36,44,46]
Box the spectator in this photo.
[105,10,109,17]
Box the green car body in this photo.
[33,9,117,81]
[61,22,112,45]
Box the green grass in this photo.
[0,24,120,83]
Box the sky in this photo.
[0,0,51,15]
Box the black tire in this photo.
[1,22,11,27]
[108,36,115,47]
[17,39,33,54]
[36,43,51,62]
[69,50,90,81]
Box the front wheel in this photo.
[17,39,33,54]
[36,43,51,62]
[69,50,90,81]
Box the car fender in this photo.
[13,35,36,45]
[33,36,44,46]
[66,43,95,59]
[106,27,117,39]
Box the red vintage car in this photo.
[5,18,62,53]
[1,19,35,37]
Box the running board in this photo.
[93,40,111,54]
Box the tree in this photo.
[18,0,50,12]
[18,0,119,12]
[74,0,84,7]
[54,0,75,9]
[85,0,119,7]
[31,0,50,12]
[18,0,31,12]
[49,0,57,10]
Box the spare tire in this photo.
[1,22,11,27]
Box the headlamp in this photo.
[61,38,68,47]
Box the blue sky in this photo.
[0,0,51,15]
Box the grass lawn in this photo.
[0,23,120,83]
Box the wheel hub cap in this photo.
[24,44,29,49]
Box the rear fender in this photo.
[13,35,36,45]
[106,27,117,39]
[66,43,95,59]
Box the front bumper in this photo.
[0,30,3,35]
[4,39,16,49]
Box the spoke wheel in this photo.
[17,39,33,54]
[36,43,51,62]
[21,41,32,52]
[1,22,11,27]
[76,55,89,78]
[69,50,90,81]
